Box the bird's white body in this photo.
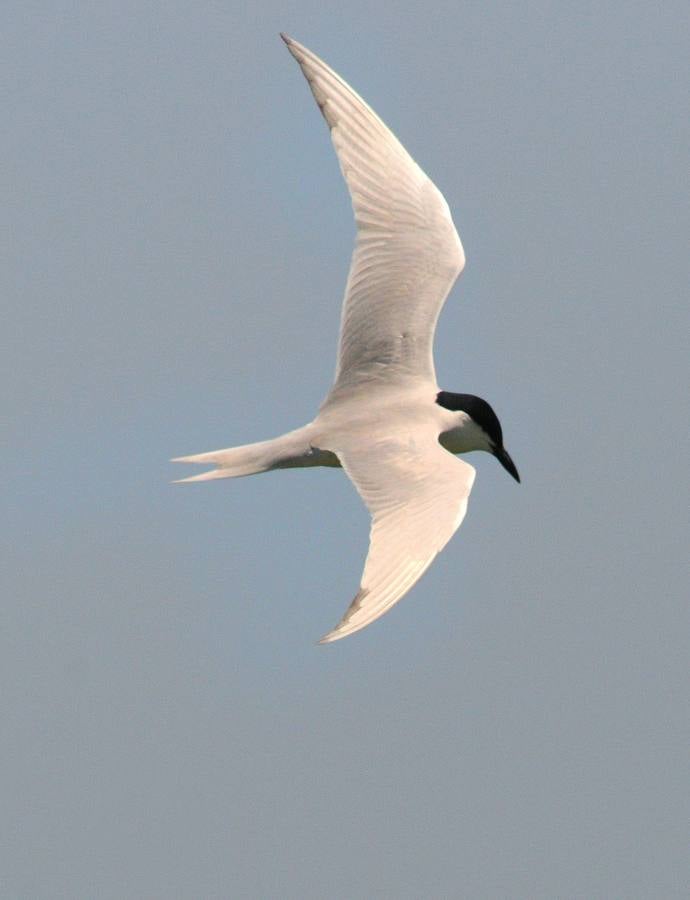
[174,35,518,643]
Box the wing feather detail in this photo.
[281,35,465,395]
[319,432,476,643]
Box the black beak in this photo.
[495,446,520,483]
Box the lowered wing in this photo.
[320,429,475,643]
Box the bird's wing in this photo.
[320,429,476,643]
[281,34,465,395]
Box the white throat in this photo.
[438,410,493,455]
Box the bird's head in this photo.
[436,391,520,482]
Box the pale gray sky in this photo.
[3,2,688,898]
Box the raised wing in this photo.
[320,430,476,643]
[281,34,465,395]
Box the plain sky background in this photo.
[3,2,688,898]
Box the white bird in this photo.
[173,34,520,643]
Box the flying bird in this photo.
[173,34,520,643]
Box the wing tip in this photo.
[316,588,371,644]
[317,625,352,645]
[280,32,301,57]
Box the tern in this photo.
[173,34,520,643]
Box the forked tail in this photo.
[171,426,320,483]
